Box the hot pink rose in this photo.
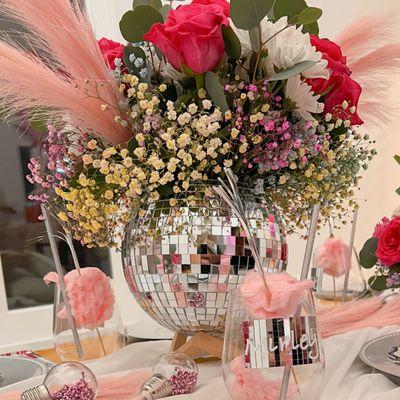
[373,217,391,238]
[308,35,363,126]
[98,37,125,70]
[143,0,229,74]
[376,216,400,266]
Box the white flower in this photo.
[202,99,212,110]
[234,17,329,80]
[285,76,324,121]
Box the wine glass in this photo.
[222,288,325,400]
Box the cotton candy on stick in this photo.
[315,237,351,302]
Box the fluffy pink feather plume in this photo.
[336,15,400,127]
[0,0,130,144]
[0,41,128,144]
[318,295,400,338]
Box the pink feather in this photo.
[0,0,130,144]
[318,295,400,338]
[336,15,400,128]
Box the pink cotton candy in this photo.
[44,267,115,330]
[240,272,313,319]
[315,237,351,277]
[229,356,296,400]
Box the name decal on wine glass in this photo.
[243,316,321,368]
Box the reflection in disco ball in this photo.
[122,187,287,335]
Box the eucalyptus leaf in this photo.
[123,45,147,70]
[396,187,400,196]
[160,4,172,20]
[230,0,275,30]
[120,5,163,43]
[359,237,379,269]
[302,21,319,35]
[267,60,317,81]
[395,155,400,165]
[274,0,308,20]
[368,275,387,291]
[123,45,150,81]
[133,0,162,9]
[222,26,242,60]
[297,7,322,25]
[249,26,261,52]
[205,72,229,112]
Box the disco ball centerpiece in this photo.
[122,186,287,336]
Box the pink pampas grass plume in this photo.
[0,0,130,144]
[318,295,400,338]
[336,14,400,127]
[315,237,351,278]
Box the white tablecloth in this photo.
[2,326,400,399]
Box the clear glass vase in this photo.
[53,282,127,362]
[222,288,325,400]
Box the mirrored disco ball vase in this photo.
[122,187,287,335]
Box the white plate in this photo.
[0,356,47,387]
[128,319,174,340]
[359,332,400,385]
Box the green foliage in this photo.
[120,5,163,43]
[249,26,261,52]
[123,45,149,80]
[302,22,319,35]
[267,60,317,81]
[222,26,242,60]
[160,4,172,20]
[133,0,162,9]
[297,7,322,25]
[274,0,320,35]
[359,237,379,269]
[205,72,229,112]
[230,0,275,30]
[395,155,400,165]
[368,275,387,291]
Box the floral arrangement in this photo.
[360,216,400,292]
[359,155,400,292]
[1,0,391,249]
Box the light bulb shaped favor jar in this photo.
[136,352,198,400]
[21,362,98,400]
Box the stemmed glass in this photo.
[222,288,325,400]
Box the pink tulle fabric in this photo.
[315,238,351,278]
[229,356,296,400]
[44,267,115,330]
[240,272,313,319]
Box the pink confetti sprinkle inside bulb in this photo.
[169,367,198,395]
[52,377,95,400]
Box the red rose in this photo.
[376,216,400,266]
[144,0,229,74]
[308,35,363,126]
[98,37,125,70]
[192,0,230,16]
[373,217,391,238]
